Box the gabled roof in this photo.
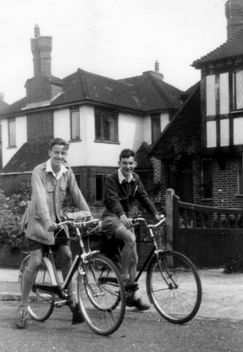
[0,68,183,118]
[149,82,201,158]
[1,140,49,173]
[192,30,243,69]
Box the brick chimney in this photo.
[225,0,243,40]
[31,24,52,77]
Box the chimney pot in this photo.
[34,24,40,38]
[155,60,160,73]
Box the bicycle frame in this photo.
[134,216,166,282]
[33,221,100,301]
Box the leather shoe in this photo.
[126,297,150,311]
[15,307,28,329]
[72,303,84,324]
[123,279,139,292]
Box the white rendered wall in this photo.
[1,116,27,167]
[86,112,145,167]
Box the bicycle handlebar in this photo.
[132,215,165,229]
[57,218,100,228]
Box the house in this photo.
[149,0,243,208]
[0,94,9,169]
[0,25,182,203]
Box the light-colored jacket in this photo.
[22,161,90,245]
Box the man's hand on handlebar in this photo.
[48,222,60,232]
[120,214,133,229]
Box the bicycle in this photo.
[90,215,202,324]
[19,218,126,336]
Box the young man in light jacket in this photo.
[16,138,91,329]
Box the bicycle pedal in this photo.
[54,299,67,307]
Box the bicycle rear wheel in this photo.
[146,250,202,324]
[20,255,55,322]
[77,253,125,335]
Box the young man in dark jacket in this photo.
[101,148,160,310]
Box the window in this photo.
[151,114,161,144]
[201,159,212,199]
[96,174,106,201]
[206,121,216,147]
[70,109,80,140]
[206,75,216,116]
[233,70,243,110]
[234,118,243,145]
[95,108,118,142]
[220,119,229,146]
[219,73,229,114]
[8,119,16,147]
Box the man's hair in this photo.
[48,138,69,151]
[119,148,135,160]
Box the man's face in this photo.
[48,144,67,170]
[119,156,137,178]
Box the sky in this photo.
[0,0,227,104]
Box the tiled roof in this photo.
[120,71,183,111]
[149,82,201,157]
[192,30,243,68]
[0,68,183,118]
[1,140,49,173]
[135,142,153,170]
[52,68,145,111]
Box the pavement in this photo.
[1,267,243,321]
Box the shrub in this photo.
[0,184,30,249]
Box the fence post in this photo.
[165,188,175,251]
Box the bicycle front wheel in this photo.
[77,253,125,335]
[146,250,202,324]
[20,255,55,322]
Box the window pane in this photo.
[206,75,216,116]
[151,114,161,143]
[71,110,80,140]
[8,119,16,147]
[96,175,104,201]
[95,108,118,142]
[206,121,216,147]
[236,71,243,109]
[220,119,229,146]
[234,117,243,145]
[219,73,229,114]
[201,159,212,198]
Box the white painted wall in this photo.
[1,116,27,167]
[86,112,145,166]
[1,105,166,170]
[54,106,151,167]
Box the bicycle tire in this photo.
[77,253,125,335]
[146,250,202,324]
[19,255,55,322]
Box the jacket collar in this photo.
[45,159,68,180]
[118,168,135,184]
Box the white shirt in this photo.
[118,168,135,184]
[46,159,68,180]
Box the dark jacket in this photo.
[102,171,158,218]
